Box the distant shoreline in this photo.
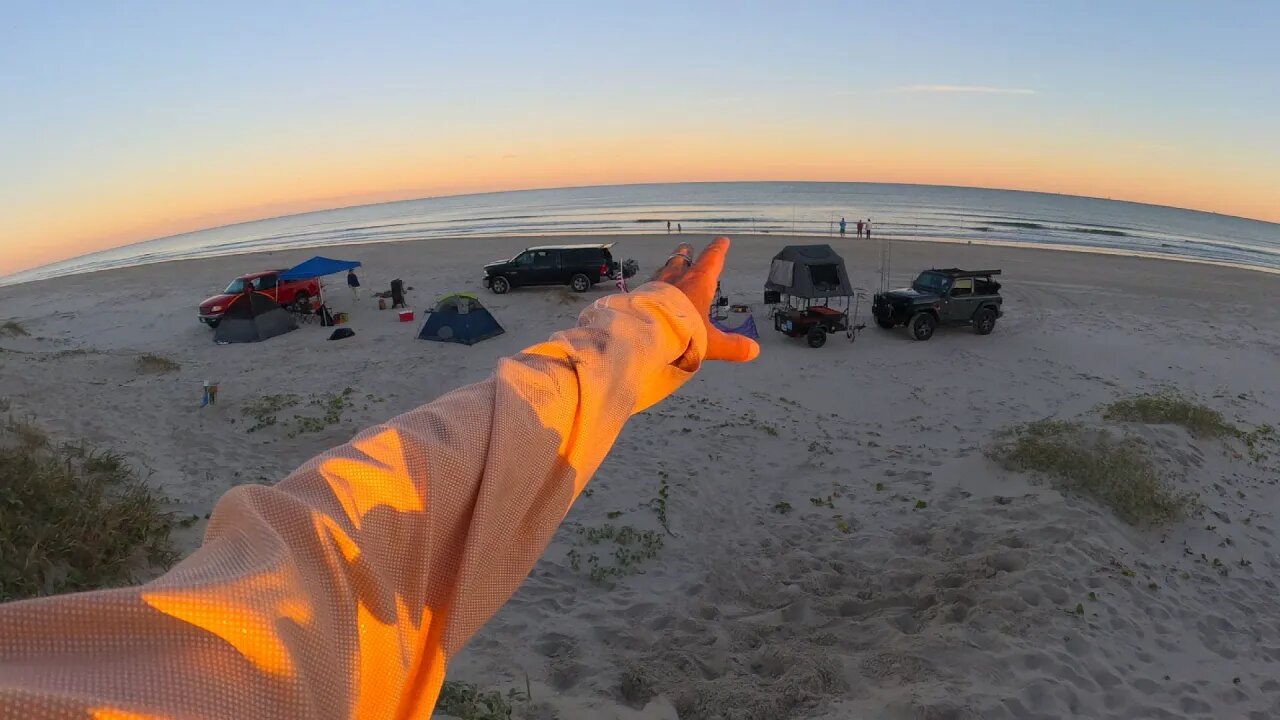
[7,181,1279,288]
[4,230,1278,293]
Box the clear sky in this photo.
[2,1,1278,275]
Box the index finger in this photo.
[692,237,731,278]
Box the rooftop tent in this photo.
[417,293,505,346]
[763,244,853,299]
[278,256,362,281]
[214,291,298,344]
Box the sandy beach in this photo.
[2,233,1279,719]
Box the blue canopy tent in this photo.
[279,256,362,307]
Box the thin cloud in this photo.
[894,84,1037,95]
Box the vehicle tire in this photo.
[973,307,997,335]
[875,317,896,330]
[292,291,310,311]
[570,273,591,293]
[206,319,220,329]
[490,276,510,295]
[807,325,828,348]
[908,312,936,341]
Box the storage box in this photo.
[398,310,414,322]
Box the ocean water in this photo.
[5,182,1279,286]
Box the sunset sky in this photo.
[3,1,1278,276]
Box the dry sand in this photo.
[2,234,1280,719]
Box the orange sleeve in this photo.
[0,282,708,720]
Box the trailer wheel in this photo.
[807,325,828,348]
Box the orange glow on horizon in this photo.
[5,130,1278,276]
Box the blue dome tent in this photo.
[417,293,505,346]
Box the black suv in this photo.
[483,244,618,294]
[872,268,1003,341]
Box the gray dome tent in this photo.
[764,244,853,299]
[214,291,298,344]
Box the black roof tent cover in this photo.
[764,244,854,299]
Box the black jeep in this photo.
[483,244,618,294]
[872,268,1003,341]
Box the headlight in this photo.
[211,305,223,312]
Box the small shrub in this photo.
[0,320,28,337]
[436,680,523,720]
[773,501,792,514]
[987,420,1189,526]
[648,475,671,534]
[1103,391,1235,438]
[241,394,301,432]
[8,418,48,448]
[569,524,664,584]
[136,353,180,373]
[0,421,176,601]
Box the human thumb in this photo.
[706,329,760,363]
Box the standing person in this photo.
[666,220,671,234]
[678,222,683,234]
[839,217,847,237]
[865,218,872,240]
[0,238,756,720]
[347,268,361,301]
[856,219,864,238]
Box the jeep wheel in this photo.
[806,325,828,348]
[875,317,896,330]
[908,312,936,341]
[570,273,591,293]
[973,307,997,335]
[490,276,510,294]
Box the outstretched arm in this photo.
[0,239,756,720]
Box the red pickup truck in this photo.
[198,270,321,327]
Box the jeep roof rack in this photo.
[928,268,1002,278]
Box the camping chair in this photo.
[291,302,318,325]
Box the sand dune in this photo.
[3,234,1279,719]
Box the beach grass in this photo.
[0,418,177,601]
[136,353,181,373]
[988,420,1189,526]
[436,680,524,720]
[0,320,28,337]
[1103,391,1236,439]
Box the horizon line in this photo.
[6,179,1278,281]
